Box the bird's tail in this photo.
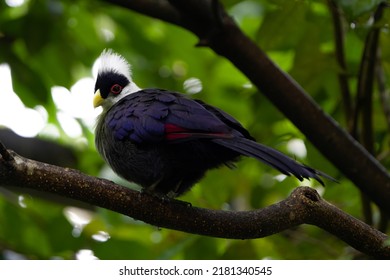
[212,137,334,185]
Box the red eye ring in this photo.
[110,84,123,95]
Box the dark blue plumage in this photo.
[96,88,330,197]
[94,50,333,198]
[106,89,233,143]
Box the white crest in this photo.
[97,49,132,81]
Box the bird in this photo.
[93,49,333,198]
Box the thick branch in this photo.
[0,143,389,258]
[102,0,390,215]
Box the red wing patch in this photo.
[164,123,192,140]
[164,123,233,141]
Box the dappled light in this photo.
[183,77,203,94]
[0,64,46,137]
[63,206,94,238]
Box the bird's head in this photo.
[93,49,141,111]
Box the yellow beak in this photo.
[93,89,104,108]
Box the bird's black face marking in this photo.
[95,72,130,99]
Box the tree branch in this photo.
[377,53,390,132]
[0,142,389,258]
[101,0,390,215]
[349,3,388,225]
[355,2,386,155]
[327,0,353,126]
[105,0,181,25]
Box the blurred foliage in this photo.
[0,0,389,260]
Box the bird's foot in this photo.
[140,189,192,207]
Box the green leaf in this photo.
[7,54,50,107]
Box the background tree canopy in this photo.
[0,0,389,259]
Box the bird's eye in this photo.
[110,84,123,95]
